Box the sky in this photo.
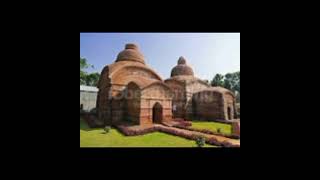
[80,33,240,80]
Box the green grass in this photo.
[191,121,232,135]
[80,119,216,147]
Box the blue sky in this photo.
[80,33,240,80]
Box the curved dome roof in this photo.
[115,43,145,64]
[170,56,194,77]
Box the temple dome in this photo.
[115,43,145,64]
[170,56,194,77]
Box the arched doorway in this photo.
[227,107,232,120]
[152,102,163,124]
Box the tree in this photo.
[80,57,100,86]
[211,74,224,87]
[224,71,240,104]
[85,72,100,86]
[210,71,240,103]
[80,57,91,70]
[224,71,240,93]
[80,57,89,85]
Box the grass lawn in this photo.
[80,119,216,147]
[191,121,232,135]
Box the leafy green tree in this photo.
[80,57,100,86]
[80,57,92,70]
[85,72,100,86]
[210,74,224,87]
[80,57,89,85]
[210,71,240,103]
[224,71,240,93]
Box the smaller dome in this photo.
[178,56,186,64]
[115,43,145,64]
[171,56,194,77]
[125,43,139,50]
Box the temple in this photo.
[97,43,237,126]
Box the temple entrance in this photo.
[152,102,163,123]
[227,107,232,120]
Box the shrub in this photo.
[217,128,221,134]
[195,136,206,147]
[104,126,111,133]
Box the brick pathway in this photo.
[154,124,240,147]
[116,123,240,147]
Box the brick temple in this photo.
[97,43,237,126]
